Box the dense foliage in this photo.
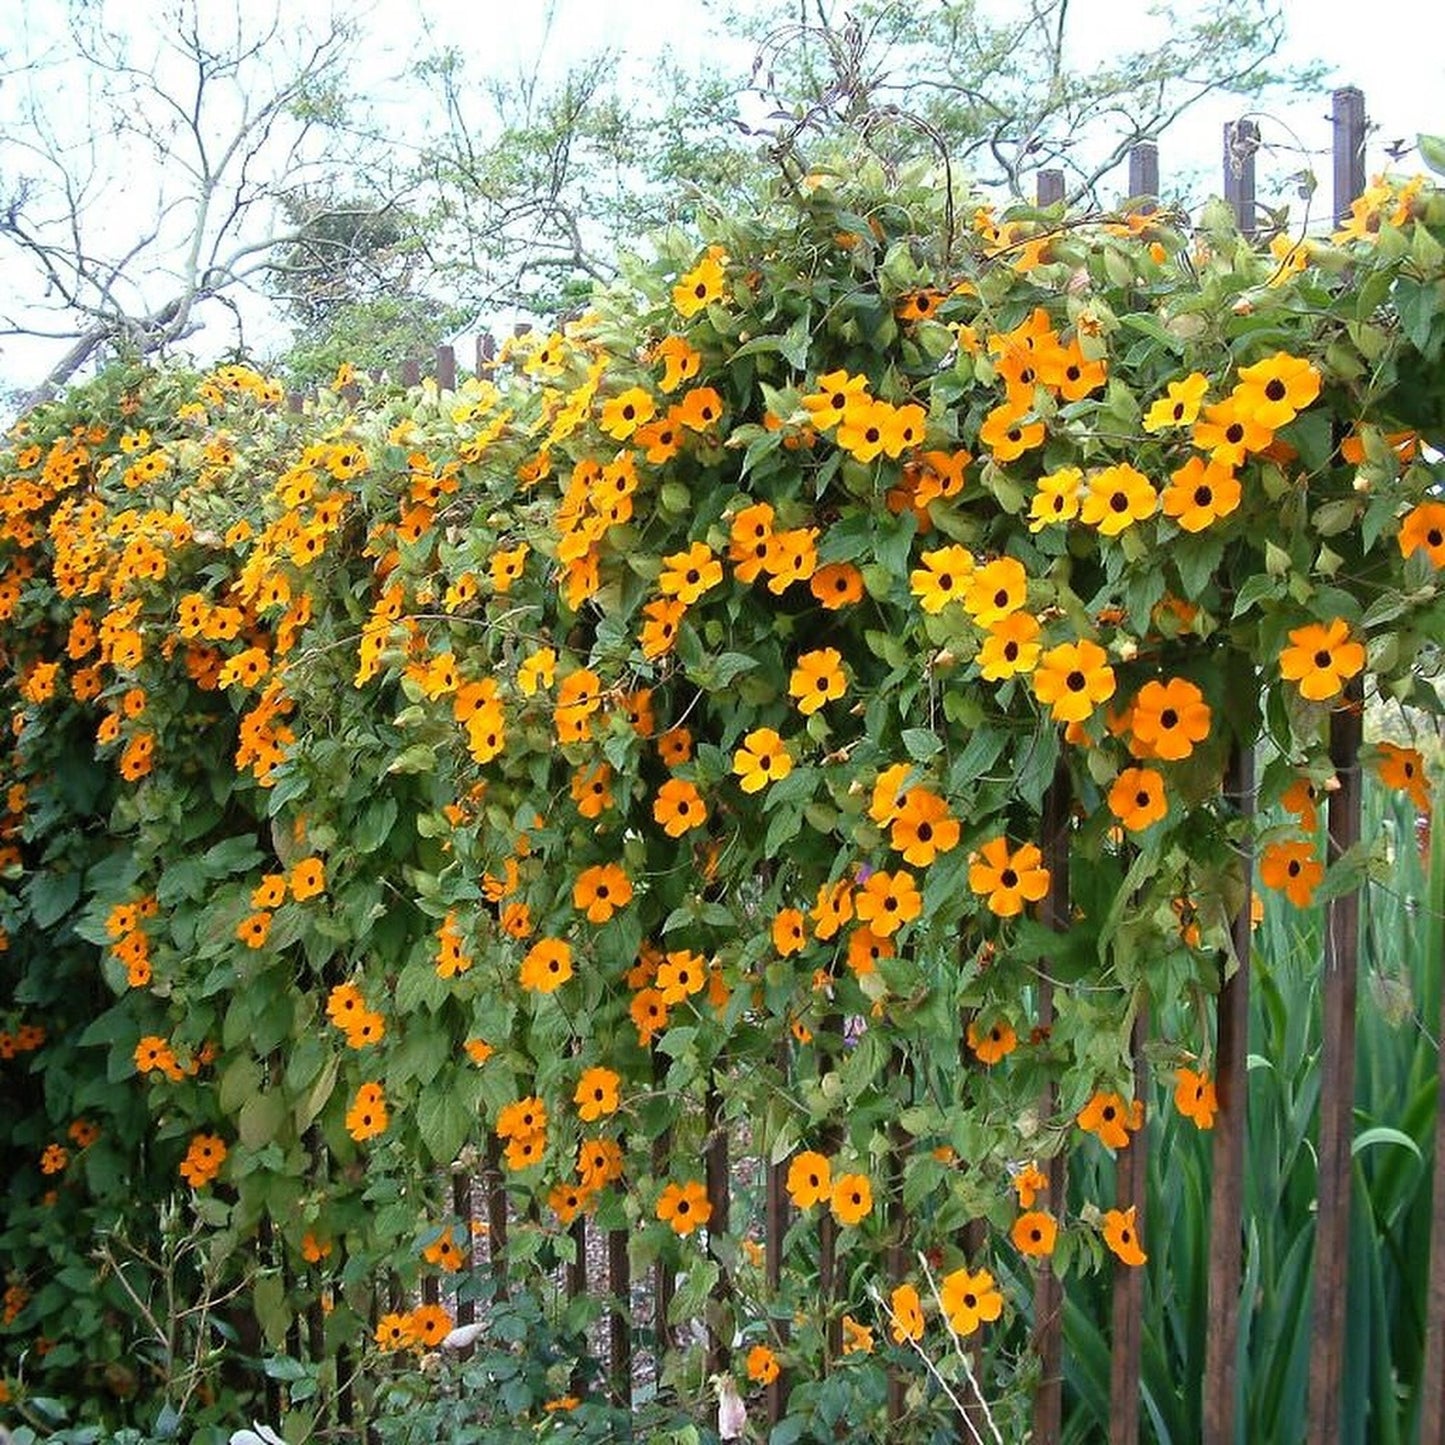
[2,152,1445,1440]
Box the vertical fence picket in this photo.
[1224,118,1260,238]
[1306,696,1365,1441]
[1332,87,1367,227]
[400,357,421,388]
[1303,95,1368,1440]
[434,344,456,392]
[1037,169,1066,208]
[1031,766,1070,1445]
[485,1135,510,1299]
[608,1226,632,1406]
[1108,1009,1148,1445]
[452,1174,475,1330]
[885,1057,912,1427]
[705,1077,732,1376]
[766,1042,792,1425]
[1204,743,1254,1445]
[476,333,496,373]
[1128,142,1159,207]
[651,1052,675,1374]
[1419,797,1445,1445]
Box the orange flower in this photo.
[520,937,573,993]
[810,878,854,940]
[1142,372,1209,432]
[1174,1066,1218,1129]
[968,838,1050,918]
[853,868,922,936]
[1162,455,1241,533]
[1080,463,1157,535]
[772,908,807,956]
[788,648,847,715]
[1398,501,1445,567]
[733,728,792,793]
[631,988,669,1046]
[1260,840,1323,907]
[939,1265,1003,1337]
[909,544,974,615]
[746,1343,781,1384]
[1102,1205,1147,1266]
[573,863,633,923]
[1011,1209,1058,1257]
[496,1096,548,1140]
[574,1066,621,1122]
[251,873,288,910]
[639,598,685,659]
[653,335,702,391]
[236,911,272,949]
[656,949,707,1004]
[658,541,722,605]
[966,1017,1018,1065]
[656,1179,712,1235]
[889,788,959,867]
[1107,767,1168,831]
[785,1150,832,1209]
[179,1133,227,1188]
[801,370,870,431]
[890,1282,926,1343]
[729,501,776,583]
[290,857,326,902]
[1375,741,1430,811]
[674,385,724,432]
[810,561,865,608]
[577,1137,624,1189]
[1129,678,1211,761]
[653,778,707,837]
[1013,1163,1048,1209]
[599,386,656,440]
[1076,1090,1139,1150]
[408,1303,454,1348]
[964,556,1028,627]
[1033,638,1115,724]
[673,253,726,317]
[346,1083,388,1141]
[830,1172,872,1226]
[1231,351,1321,429]
[977,612,1042,681]
[375,1312,417,1352]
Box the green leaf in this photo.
[1419,133,1445,176]
[901,727,942,762]
[239,1091,288,1151]
[1351,1125,1421,1160]
[26,869,81,928]
[416,1083,474,1165]
[252,1273,291,1350]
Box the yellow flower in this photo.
[732,728,792,793]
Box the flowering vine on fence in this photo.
[2,152,1445,1438]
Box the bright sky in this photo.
[0,0,1440,400]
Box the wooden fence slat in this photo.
[1204,743,1254,1445]
[651,1052,675,1368]
[1031,765,1070,1445]
[452,1174,475,1329]
[1305,697,1364,1441]
[1109,1009,1148,1445]
[608,1226,632,1406]
[1224,118,1260,238]
[1418,799,1445,1445]
[1332,87,1368,226]
[1037,169,1066,207]
[765,1098,791,1425]
[485,1134,509,1299]
[705,1078,732,1376]
[1128,142,1159,208]
[435,343,456,392]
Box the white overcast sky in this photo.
[0,0,1441,399]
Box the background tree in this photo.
[0,2,382,409]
